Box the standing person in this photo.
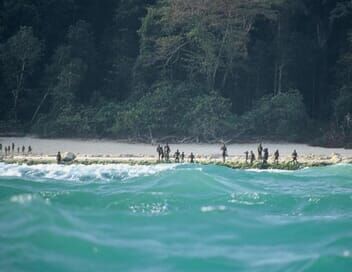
[257,143,263,160]
[56,151,62,164]
[221,143,227,163]
[156,144,163,161]
[263,148,269,163]
[181,152,185,163]
[0,143,2,153]
[164,143,170,161]
[250,151,255,165]
[11,143,15,153]
[28,146,32,154]
[174,149,180,163]
[17,147,20,154]
[4,146,7,156]
[160,146,164,161]
[22,145,25,154]
[274,150,279,164]
[189,152,195,163]
[292,150,298,163]
[244,151,249,163]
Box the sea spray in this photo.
[0,162,177,182]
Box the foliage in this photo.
[32,106,92,137]
[238,90,308,140]
[0,26,43,120]
[183,93,234,140]
[113,81,198,136]
[0,0,351,146]
[136,0,279,93]
[112,82,234,139]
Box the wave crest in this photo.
[0,163,177,182]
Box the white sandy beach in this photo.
[1,136,352,158]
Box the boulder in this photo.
[62,152,76,162]
[331,153,342,163]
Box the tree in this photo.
[136,0,280,95]
[184,92,234,140]
[334,31,352,136]
[0,26,43,120]
[32,21,93,126]
[238,90,308,140]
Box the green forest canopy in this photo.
[0,0,351,146]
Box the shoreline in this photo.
[1,136,352,156]
[1,153,351,171]
[1,136,352,170]
[0,133,350,149]
[0,134,351,149]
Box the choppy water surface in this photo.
[0,163,351,271]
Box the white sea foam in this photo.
[10,193,34,204]
[130,202,168,215]
[200,205,227,213]
[0,162,177,182]
[343,250,351,258]
[229,192,266,206]
[245,168,292,173]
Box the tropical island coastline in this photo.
[1,137,351,170]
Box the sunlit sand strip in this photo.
[1,153,351,170]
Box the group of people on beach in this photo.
[156,144,195,163]
[156,142,298,165]
[222,142,298,164]
[1,140,299,166]
[0,142,32,157]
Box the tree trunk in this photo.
[12,61,26,121]
[212,21,230,90]
[273,61,278,94]
[278,63,284,94]
[274,15,282,95]
[31,91,50,123]
[12,89,19,121]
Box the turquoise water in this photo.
[0,163,351,272]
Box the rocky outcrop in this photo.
[62,152,76,162]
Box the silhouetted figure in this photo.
[292,150,298,163]
[11,143,15,153]
[28,146,32,154]
[22,145,25,154]
[8,146,10,154]
[156,144,163,161]
[17,147,20,154]
[0,143,2,153]
[174,149,180,163]
[257,143,263,160]
[189,152,195,163]
[164,143,170,161]
[250,151,255,165]
[244,151,249,163]
[56,152,62,164]
[263,148,269,163]
[181,152,185,163]
[274,150,279,164]
[4,146,7,156]
[221,144,227,163]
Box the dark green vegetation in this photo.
[0,0,352,146]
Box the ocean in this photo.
[0,162,351,271]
